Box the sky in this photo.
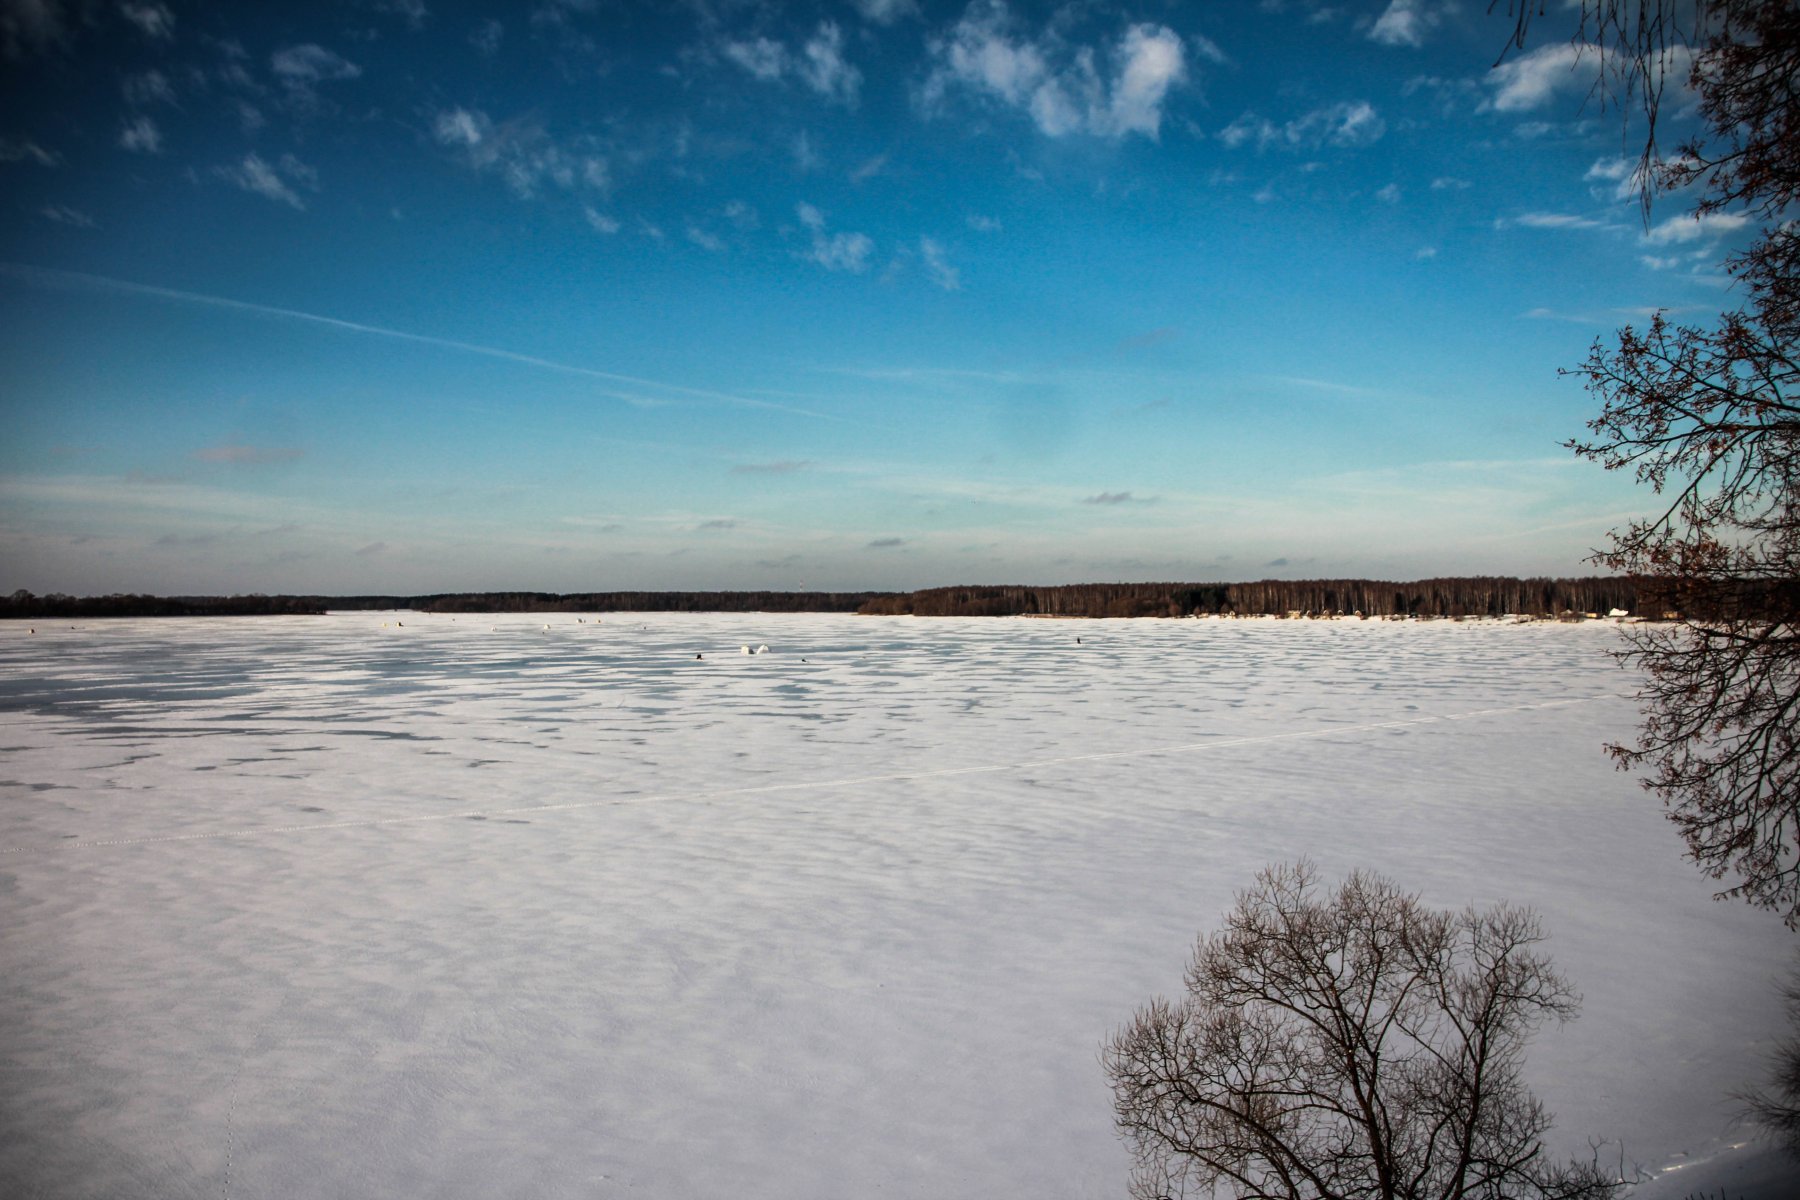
[0,0,1753,595]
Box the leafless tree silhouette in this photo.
[1103,863,1619,1200]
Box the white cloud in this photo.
[1225,100,1384,150]
[1643,210,1752,245]
[1376,182,1401,204]
[723,36,785,81]
[723,22,861,105]
[921,2,1188,141]
[1368,0,1448,48]
[1312,99,1383,146]
[271,43,362,85]
[798,21,860,103]
[40,203,94,227]
[118,114,162,154]
[1096,23,1186,138]
[122,68,174,106]
[1584,154,1651,203]
[583,206,620,234]
[792,130,821,172]
[470,19,502,55]
[1496,211,1606,230]
[1218,112,1275,149]
[797,202,873,273]
[217,152,314,209]
[1486,43,1587,112]
[966,213,1001,232]
[1414,245,1437,259]
[119,2,174,40]
[375,0,427,30]
[852,0,917,23]
[920,236,960,290]
[193,443,304,465]
[686,225,725,252]
[926,3,1047,108]
[1584,156,1631,183]
[849,153,887,183]
[1429,175,1470,190]
[434,107,486,147]
[0,136,60,165]
[723,200,759,230]
[432,107,607,200]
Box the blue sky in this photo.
[0,0,1749,594]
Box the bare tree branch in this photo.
[1102,863,1619,1200]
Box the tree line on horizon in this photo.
[855,576,1646,619]
[2,577,1649,620]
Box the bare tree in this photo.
[1103,863,1618,1200]
[1497,3,1800,923]
[1741,976,1800,1162]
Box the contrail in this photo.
[0,261,831,420]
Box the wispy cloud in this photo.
[271,44,361,87]
[194,443,303,465]
[1266,375,1378,396]
[470,19,502,55]
[432,107,608,199]
[1584,155,1646,203]
[866,536,906,548]
[39,204,95,228]
[1220,100,1384,150]
[216,152,315,208]
[1082,491,1155,505]
[119,115,163,154]
[722,21,861,105]
[0,136,59,165]
[921,3,1189,140]
[373,0,427,31]
[1367,0,1447,49]
[796,202,873,273]
[851,0,917,24]
[0,263,830,419]
[122,69,175,107]
[732,460,811,475]
[919,236,960,290]
[686,224,725,252]
[1485,43,1588,113]
[1494,211,1609,231]
[120,2,175,40]
[1643,210,1752,245]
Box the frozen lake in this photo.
[1,611,1793,1198]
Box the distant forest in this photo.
[855,578,1644,619]
[3,578,1650,620]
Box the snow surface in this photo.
[1,611,1794,1199]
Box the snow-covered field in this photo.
[1,611,1793,1199]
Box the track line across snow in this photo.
[1,693,1625,857]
